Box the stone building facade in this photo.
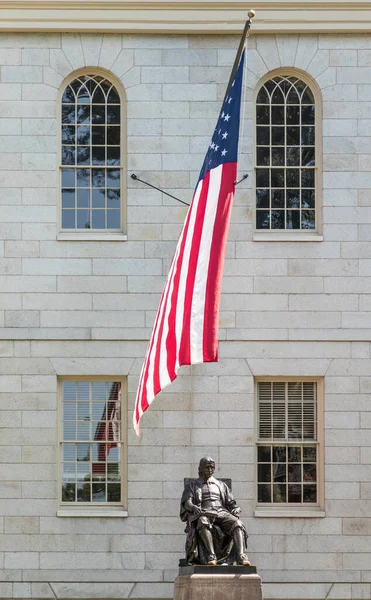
[1,2,371,599]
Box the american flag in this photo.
[134,50,245,435]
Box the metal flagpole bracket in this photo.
[235,174,249,186]
[130,173,190,207]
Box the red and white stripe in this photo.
[134,161,237,435]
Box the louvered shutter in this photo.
[258,381,317,442]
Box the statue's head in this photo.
[198,456,216,480]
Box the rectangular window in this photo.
[256,379,323,512]
[59,378,127,514]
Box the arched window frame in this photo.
[57,68,127,241]
[253,69,322,241]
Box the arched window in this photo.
[60,73,124,234]
[255,74,318,232]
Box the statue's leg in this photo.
[197,517,217,565]
[233,527,250,565]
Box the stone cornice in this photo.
[0,0,371,33]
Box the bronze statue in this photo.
[180,457,250,566]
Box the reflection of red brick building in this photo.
[93,382,121,475]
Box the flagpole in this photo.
[223,10,256,105]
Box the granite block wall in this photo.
[1,30,371,600]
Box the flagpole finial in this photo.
[248,9,256,18]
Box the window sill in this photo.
[57,232,127,242]
[254,509,325,518]
[253,233,323,242]
[57,509,128,517]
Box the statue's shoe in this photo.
[238,554,251,566]
[207,557,217,566]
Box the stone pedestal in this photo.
[174,566,262,600]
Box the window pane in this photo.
[107,189,120,209]
[76,106,90,124]
[62,482,76,502]
[93,189,105,208]
[272,148,284,166]
[302,189,315,209]
[257,127,270,145]
[92,210,106,229]
[272,106,284,124]
[302,106,315,124]
[107,484,121,502]
[257,446,271,462]
[271,210,284,229]
[77,126,90,145]
[107,210,121,229]
[287,126,300,145]
[256,169,269,188]
[92,147,105,165]
[286,190,300,208]
[62,147,75,165]
[92,126,106,145]
[77,169,90,187]
[258,484,271,503]
[62,210,75,229]
[77,483,91,502]
[271,169,284,188]
[302,210,315,229]
[273,446,286,462]
[273,484,286,503]
[92,483,106,502]
[63,444,76,461]
[107,147,120,166]
[62,126,75,144]
[256,210,270,229]
[271,190,284,209]
[287,105,299,124]
[77,147,90,165]
[256,189,269,209]
[288,484,302,503]
[303,446,316,462]
[286,210,300,230]
[92,105,105,124]
[77,189,90,208]
[107,105,120,124]
[62,105,75,124]
[62,169,75,187]
[107,126,120,145]
[62,189,75,209]
[257,106,269,124]
[77,210,91,229]
[303,484,316,503]
[107,169,120,187]
[258,463,271,482]
[92,168,105,187]
[257,147,270,166]
[272,127,284,145]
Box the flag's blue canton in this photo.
[198,50,245,183]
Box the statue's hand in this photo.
[231,507,241,517]
[192,505,203,517]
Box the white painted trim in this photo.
[57,233,128,241]
[254,510,325,518]
[2,1,371,34]
[57,510,128,517]
[253,234,324,242]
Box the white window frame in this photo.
[254,376,324,518]
[56,67,127,242]
[57,376,128,517]
[253,69,323,242]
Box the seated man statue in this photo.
[180,456,250,566]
